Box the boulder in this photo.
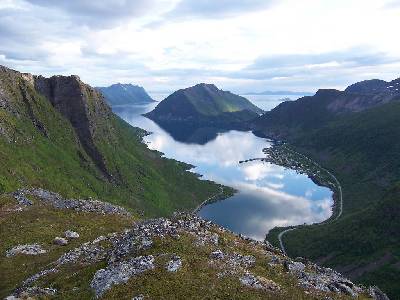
[91,255,155,298]
[54,237,68,246]
[65,230,79,239]
[166,256,182,272]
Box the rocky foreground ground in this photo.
[2,189,389,299]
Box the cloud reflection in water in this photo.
[114,104,333,241]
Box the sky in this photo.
[1,0,400,93]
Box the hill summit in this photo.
[144,83,263,128]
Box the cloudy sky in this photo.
[1,0,400,93]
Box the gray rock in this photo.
[65,230,79,239]
[91,255,155,298]
[240,272,264,289]
[17,188,131,216]
[6,244,46,257]
[285,261,305,273]
[22,268,58,287]
[57,239,108,265]
[54,237,68,246]
[210,250,225,260]
[141,237,153,249]
[12,190,33,206]
[240,272,280,291]
[166,256,182,272]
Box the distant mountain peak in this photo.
[314,89,342,97]
[96,83,154,106]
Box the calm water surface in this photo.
[113,100,332,240]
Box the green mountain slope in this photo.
[0,65,226,217]
[96,83,155,106]
[253,80,400,299]
[145,83,263,127]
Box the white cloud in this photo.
[0,0,399,93]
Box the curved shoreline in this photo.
[241,143,343,255]
[192,186,226,214]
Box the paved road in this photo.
[277,145,343,255]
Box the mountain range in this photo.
[96,83,155,106]
[244,90,313,96]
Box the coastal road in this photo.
[193,186,225,214]
[277,145,343,255]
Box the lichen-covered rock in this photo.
[166,256,182,272]
[13,188,131,216]
[210,249,225,260]
[91,255,155,298]
[65,230,79,239]
[56,238,109,265]
[6,244,46,257]
[284,261,305,273]
[240,272,280,291]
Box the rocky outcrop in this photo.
[8,213,382,299]
[91,255,155,298]
[12,188,131,216]
[33,74,112,177]
[240,272,280,291]
[6,244,47,257]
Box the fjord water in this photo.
[113,100,332,240]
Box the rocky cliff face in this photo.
[33,75,112,178]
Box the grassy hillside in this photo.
[0,66,227,217]
[262,101,400,299]
[0,191,374,300]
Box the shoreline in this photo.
[238,134,343,254]
[256,140,343,255]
